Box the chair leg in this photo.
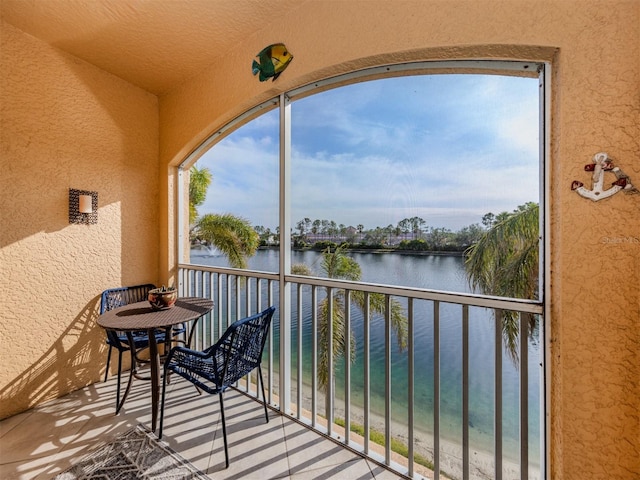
[104,346,113,382]
[219,392,229,469]
[258,365,269,423]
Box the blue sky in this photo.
[196,74,539,231]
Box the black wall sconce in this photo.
[69,188,98,224]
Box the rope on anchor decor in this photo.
[571,152,638,201]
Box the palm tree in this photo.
[195,213,259,269]
[188,165,212,224]
[293,245,408,392]
[464,202,539,363]
[189,166,259,269]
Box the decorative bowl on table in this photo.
[148,286,177,310]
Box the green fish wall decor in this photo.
[252,43,293,82]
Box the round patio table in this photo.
[98,296,214,431]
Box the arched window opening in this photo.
[186,62,543,298]
[179,60,547,480]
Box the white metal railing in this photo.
[178,262,543,480]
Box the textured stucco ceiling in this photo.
[1,0,304,95]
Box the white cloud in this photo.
[196,73,540,231]
[198,137,279,227]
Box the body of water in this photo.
[190,248,541,468]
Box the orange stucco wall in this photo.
[0,22,159,416]
[159,1,639,479]
[1,1,638,479]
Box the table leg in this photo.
[148,328,160,432]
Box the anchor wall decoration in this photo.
[571,152,637,201]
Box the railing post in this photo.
[363,292,371,455]
[327,288,334,434]
[311,285,318,427]
[408,298,415,478]
[434,300,440,480]
[520,313,529,480]
[462,304,469,480]
[267,280,274,405]
[296,283,303,418]
[344,290,351,446]
[384,295,391,464]
[495,310,503,480]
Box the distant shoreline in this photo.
[259,245,466,257]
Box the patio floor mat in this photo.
[55,424,210,479]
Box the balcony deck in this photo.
[0,373,406,480]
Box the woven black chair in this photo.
[100,284,187,413]
[159,306,276,468]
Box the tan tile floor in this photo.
[0,373,406,480]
